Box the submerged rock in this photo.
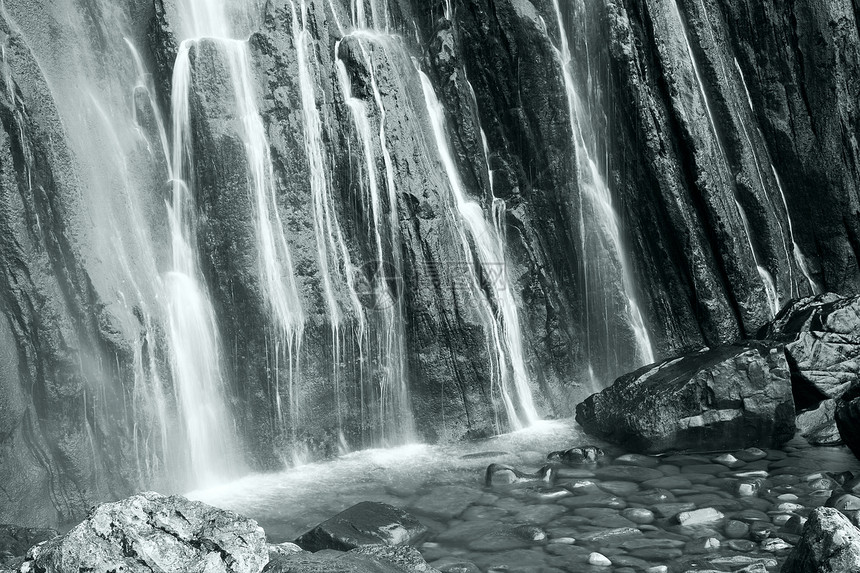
[781,507,860,572]
[295,502,427,552]
[547,446,605,464]
[575,344,795,453]
[264,545,440,573]
[15,491,267,573]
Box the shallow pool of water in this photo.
[190,420,860,572]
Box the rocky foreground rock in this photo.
[14,492,268,573]
[5,494,438,573]
[781,507,860,572]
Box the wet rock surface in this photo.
[575,343,795,453]
[295,502,427,552]
[264,545,440,573]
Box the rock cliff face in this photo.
[0,0,858,525]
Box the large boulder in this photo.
[294,502,427,552]
[759,294,860,405]
[575,343,795,453]
[264,545,439,573]
[16,492,267,573]
[781,507,860,572]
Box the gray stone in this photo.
[264,545,440,573]
[295,502,427,552]
[17,492,267,573]
[781,507,860,572]
[796,400,843,446]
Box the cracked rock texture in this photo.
[15,492,268,573]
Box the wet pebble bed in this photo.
[191,423,860,573]
[415,439,860,572]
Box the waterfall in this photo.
[165,0,309,481]
[733,57,821,295]
[332,26,415,441]
[667,0,781,317]
[549,0,655,373]
[417,68,538,430]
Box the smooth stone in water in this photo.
[684,537,720,554]
[657,464,681,476]
[410,486,495,520]
[514,505,565,525]
[727,539,757,551]
[622,508,655,525]
[594,466,664,483]
[559,495,626,509]
[573,507,619,519]
[760,537,792,552]
[734,448,768,462]
[725,519,750,539]
[776,502,804,513]
[432,558,482,573]
[712,453,744,468]
[750,521,779,541]
[676,508,724,526]
[641,476,692,489]
[827,493,860,512]
[588,552,612,566]
[629,489,675,505]
[653,503,696,518]
[614,454,660,468]
[598,481,639,496]
[565,480,603,496]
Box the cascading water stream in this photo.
[332,24,414,442]
[733,57,821,295]
[667,0,781,316]
[548,0,655,369]
[168,44,239,484]
[417,68,538,430]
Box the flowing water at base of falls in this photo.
[191,421,860,572]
